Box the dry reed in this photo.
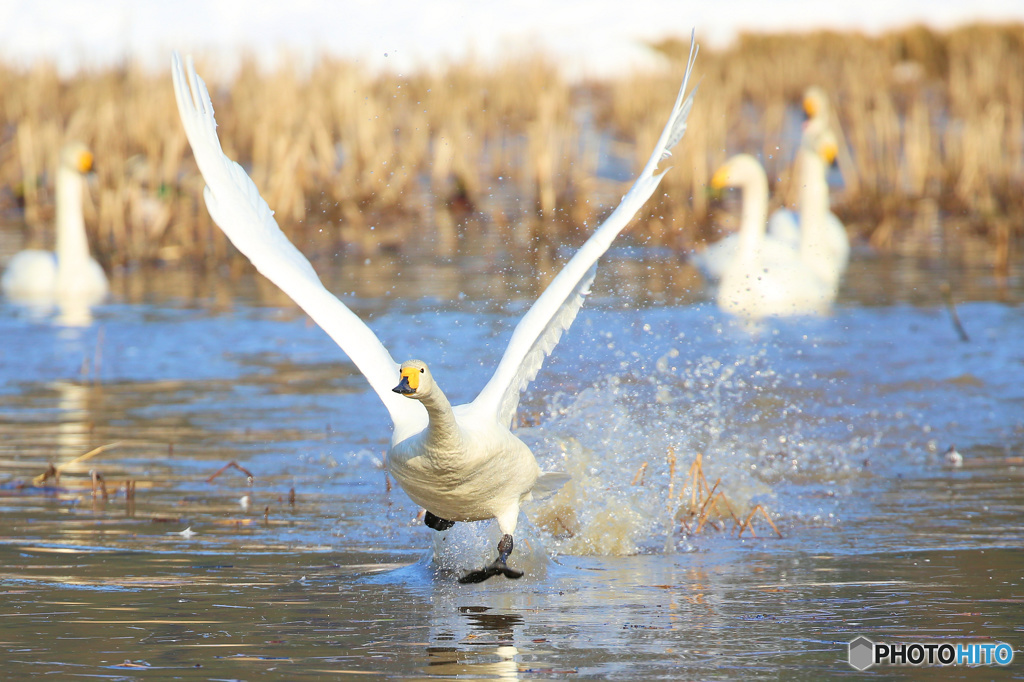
[0,23,1021,268]
[671,452,782,539]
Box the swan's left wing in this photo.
[171,53,423,430]
[472,37,699,428]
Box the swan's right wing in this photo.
[472,37,699,428]
[171,53,423,430]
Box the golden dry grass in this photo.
[0,23,1021,267]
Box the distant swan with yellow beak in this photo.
[2,143,108,313]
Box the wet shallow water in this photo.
[1,250,1022,679]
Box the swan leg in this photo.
[458,508,523,584]
[458,534,523,584]
[424,511,455,531]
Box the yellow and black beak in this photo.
[392,367,419,395]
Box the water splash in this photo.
[516,336,871,557]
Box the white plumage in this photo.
[711,154,835,319]
[767,87,850,283]
[2,143,108,310]
[781,117,846,290]
[171,40,698,582]
[696,88,850,291]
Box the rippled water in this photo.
[1,248,1022,679]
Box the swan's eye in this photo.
[419,368,424,373]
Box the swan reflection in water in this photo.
[426,606,523,679]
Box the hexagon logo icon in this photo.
[848,636,875,670]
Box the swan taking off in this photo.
[1,143,109,309]
[171,39,698,583]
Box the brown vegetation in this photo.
[1,23,1021,268]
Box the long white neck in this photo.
[55,165,90,281]
[735,167,769,263]
[797,149,830,263]
[418,384,464,459]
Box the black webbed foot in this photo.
[458,561,524,584]
[457,533,523,584]
[424,511,455,531]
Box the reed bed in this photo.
[0,23,1021,268]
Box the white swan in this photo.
[1,143,109,308]
[713,154,833,319]
[767,90,850,281]
[691,163,798,285]
[770,118,846,290]
[171,41,698,583]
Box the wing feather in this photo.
[474,36,700,427]
[171,53,424,431]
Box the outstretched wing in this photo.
[171,53,424,431]
[472,37,700,428]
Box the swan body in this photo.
[766,206,849,274]
[171,40,699,582]
[1,143,108,307]
[712,154,833,319]
[387,362,545,531]
[692,226,798,284]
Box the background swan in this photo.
[692,156,800,284]
[768,87,851,279]
[1,143,109,309]
[712,154,833,319]
[172,40,698,583]
[774,118,847,290]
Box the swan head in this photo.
[392,359,434,399]
[710,154,765,190]
[802,85,829,122]
[817,130,839,166]
[805,126,839,168]
[800,118,838,167]
[60,142,94,175]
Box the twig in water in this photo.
[666,447,677,502]
[676,453,773,539]
[686,453,712,507]
[37,463,59,486]
[693,479,723,534]
[940,283,969,342]
[125,480,136,516]
[33,441,123,485]
[737,505,783,538]
[90,470,109,500]
[206,461,254,485]
[631,462,649,486]
[711,491,742,528]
